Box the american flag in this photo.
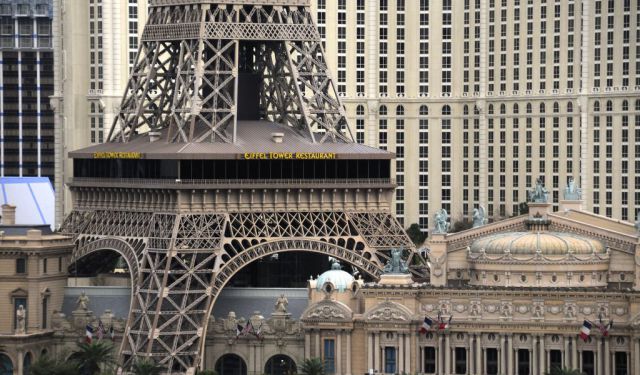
[97,320,105,341]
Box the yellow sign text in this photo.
[93,152,143,159]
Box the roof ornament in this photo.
[472,206,487,228]
[433,208,450,234]
[528,177,549,203]
[563,177,582,200]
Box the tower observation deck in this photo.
[62,0,426,373]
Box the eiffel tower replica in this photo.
[62,0,426,373]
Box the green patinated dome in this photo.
[316,263,355,292]
[469,232,605,256]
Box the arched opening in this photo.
[264,355,297,375]
[227,251,331,287]
[23,353,32,374]
[67,246,135,320]
[215,354,247,375]
[0,353,13,375]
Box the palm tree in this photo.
[546,367,583,375]
[131,359,163,375]
[72,341,115,375]
[300,358,325,375]
[28,355,80,375]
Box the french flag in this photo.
[579,320,592,342]
[85,325,94,343]
[419,317,433,334]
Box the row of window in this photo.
[15,256,64,274]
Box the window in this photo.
[384,347,396,374]
[423,347,436,373]
[517,349,530,375]
[16,258,26,274]
[615,352,628,375]
[455,348,467,374]
[42,297,48,329]
[550,350,562,372]
[486,348,498,375]
[323,339,335,374]
[582,351,595,375]
[43,258,47,274]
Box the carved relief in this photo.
[564,303,577,321]
[500,302,513,320]
[532,302,545,320]
[302,300,352,321]
[469,301,482,319]
[365,300,413,322]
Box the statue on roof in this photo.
[76,291,90,311]
[563,177,582,201]
[472,206,487,228]
[274,294,288,313]
[433,209,450,234]
[528,178,549,203]
[383,247,409,274]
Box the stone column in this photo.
[572,338,578,370]
[17,349,23,375]
[500,335,506,375]
[316,330,321,357]
[419,346,423,373]
[249,345,255,375]
[368,333,374,371]
[374,332,381,372]
[469,335,475,375]
[539,335,545,375]
[507,335,514,375]
[604,337,610,375]
[405,332,411,373]
[564,336,570,368]
[305,331,311,359]
[347,332,352,375]
[445,334,451,375]
[634,338,640,375]
[596,339,602,375]
[475,335,482,375]
[399,333,405,374]
[336,330,342,375]
[532,342,537,375]
[437,336,442,375]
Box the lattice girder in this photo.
[64,208,423,374]
[108,0,353,144]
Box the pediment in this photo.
[302,300,353,322]
[10,288,28,297]
[364,300,413,322]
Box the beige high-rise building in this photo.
[51,0,147,225]
[312,0,640,230]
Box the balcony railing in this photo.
[69,177,395,187]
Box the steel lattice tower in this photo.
[62,0,426,374]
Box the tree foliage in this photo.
[72,341,115,375]
[405,223,427,246]
[300,358,325,375]
[131,359,163,375]
[450,219,473,233]
[27,356,79,375]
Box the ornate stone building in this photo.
[195,195,640,375]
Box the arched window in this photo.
[488,104,494,114]
[442,105,451,116]
[215,354,247,375]
[513,104,519,114]
[539,103,546,113]
[0,353,13,375]
[474,106,480,115]
[419,105,429,116]
[264,355,297,375]
[463,105,469,115]
[396,105,404,116]
[379,105,388,116]
[622,100,629,111]
[636,99,640,111]
[594,101,600,112]
[567,102,573,113]
[356,105,365,116]
[500,104,506,114]
[553,102,560,113]
[606,100,613,111]
[526,103,533,113]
